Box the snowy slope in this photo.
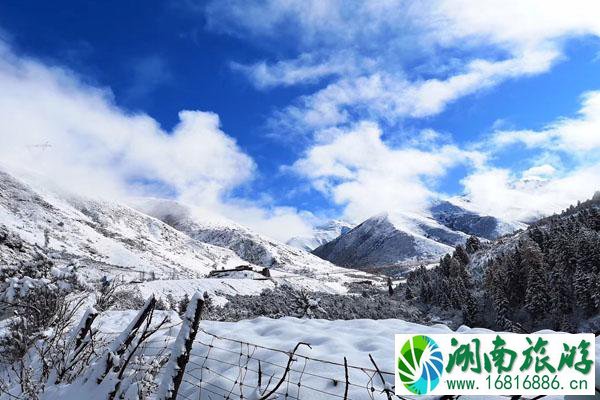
[0,170,381,295]
[131,266,361,307]
[132,198,375,281]
[286,220,353,251]
[430,200,526,239]
[313,213,454,269]
[0,170,261,280]
[312,200,525,271]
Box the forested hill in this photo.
[406,192,600,333]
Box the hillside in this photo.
[0,170,247,281]
[406,194,600,333]
[312,213,454,270]
[312,201,523,271]
[131,198,371,281]
[0,170,381,297]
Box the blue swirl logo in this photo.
[397,335,444,394]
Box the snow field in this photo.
[87,311,600,400]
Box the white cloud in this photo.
[522,164,557,180]
[0,40,312,242]
[460,165,600,222]
[290,121,485,221]
[231,52,365,89]
[203,0,600,225]
[492,90,600,153]
[207,0,600,135]
[457,89,600,222]
[207,0,600,54]
[429,0,600,51]
[272,49,558,132]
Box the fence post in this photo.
[157,291,205,400]
[91,296,156,385]
[258,360,262,388]
[343,357,349,400]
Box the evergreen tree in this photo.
[521,239,548,318]
[465,236,481,254]
[453,245,470,266]
[462,293,479,326]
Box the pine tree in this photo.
[462,293,479,327]
[465,236,481,254]
[453,245,470,266]
[521,239,548,318]
[439,254,452,277]
[404,285,414,300]
[573,263,592,313]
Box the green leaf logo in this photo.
[397,335,444,394]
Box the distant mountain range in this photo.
[0,165,526,282]
[308,201,525,272]
[286,220,353,251]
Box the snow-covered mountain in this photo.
[312,213,455,270]
[0,169,378,294]
[429,200,525,239]
[0,170,248,281]
[131,198,365,280]
[312,200,525,271]
[286,220,353,251]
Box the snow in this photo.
[313,213,454,269]
[130,268,375,307]
[75,312,600,400]
[0,169,381,293]
[131,197,379,284]
[2,165,593,400]
[132,278,276,307]
[286,219,354,251]
[0,169,252,281]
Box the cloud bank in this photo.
[206,0,600,223]
[291,122,485,222]
[0,41,312,242]
[209,0,600,135]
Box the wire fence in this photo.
[82,296,600,400]
[165,327,398,400]
[167,327,600,400]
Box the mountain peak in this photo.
[286,219,353,251]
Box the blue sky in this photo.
[1,1,600,240]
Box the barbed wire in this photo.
[83,300,600,400]
[174,327,402,400]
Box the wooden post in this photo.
[93,296,156,385]
[258,360,262,388]
[157,292,205,400]
[343,357,349,400]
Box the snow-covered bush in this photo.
[0,253,83,363]
[94,276,145,312]
[0,251,93,399]
[202,284,424,322]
